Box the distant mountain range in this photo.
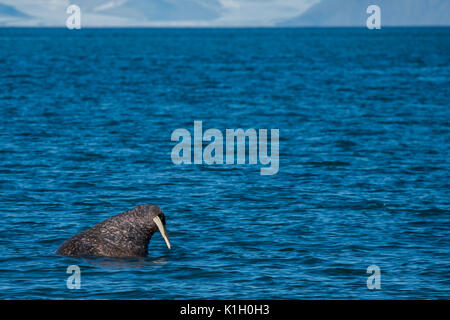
[0,0,222,26]
[278,0,450,26]
[75,0,221,21]
[0,0,449,27]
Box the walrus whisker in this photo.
[153,216,171,249]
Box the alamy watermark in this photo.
[366,265,381,289]
[366,5,381,29]
[66,4,81,29]
[66,265,81,289]
[171,121,279,175]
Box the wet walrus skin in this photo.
[56,204,171,257]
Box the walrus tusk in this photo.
[153,216,171,249]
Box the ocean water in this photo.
[0,28,448,299]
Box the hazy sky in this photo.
[0,0,319,26]
[1,0,447,27]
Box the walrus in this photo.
[56,204,171,257]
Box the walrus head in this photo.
[138,204,171,250]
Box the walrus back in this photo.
[56,208,152,257]
[56,232,100,256]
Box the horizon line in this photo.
[1,25,449,29]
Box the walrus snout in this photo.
[137,204,171,249]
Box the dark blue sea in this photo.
[0,28,448,299]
